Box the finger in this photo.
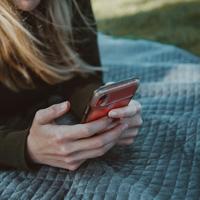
[47,159,85,171]
[39,155,85,171]
[117,138,134,146]
[57,117,114,140]
[66,159,86,171]
[104,119,121,131]
[119,128,139,139]
[108,100,141,118]
[63,141,115,162]
[120,114,143,128]
[35,101,70,125]
[67,123,128,153]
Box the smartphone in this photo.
[81,77,140,123]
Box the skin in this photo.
[14,0,143,171]
[28,100,142,171]
[13,0,41,11]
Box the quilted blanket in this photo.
[0,34,200,200]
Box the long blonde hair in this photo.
[0,0,96,91]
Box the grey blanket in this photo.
[0,34,200,200]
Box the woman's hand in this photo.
[105,82,142,145]
[27,101,128,171]
[108,100,142,146]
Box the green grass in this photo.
[92,0,200,56]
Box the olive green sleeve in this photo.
[0,128,39,170]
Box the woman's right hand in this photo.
[27,101,128,171]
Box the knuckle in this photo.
[138,117,143,126]
[94,139,105,149]
[82,126,91,137]
[129,139,134,144]
[134,116,143,126]
[34,110,42,122]
[59,146,70,156]
[68,164,78,171]
[59,146,66,155]
[96,149,105,157]
[123,139,134,145]
[136,101,142,112]
[64,156,74,164]
[49,104,58,113]
[124,140,132,145]
[54,134,63,144]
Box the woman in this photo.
[0,0,142,171]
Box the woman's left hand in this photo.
[108,100,142,146]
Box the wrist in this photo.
[26,130,40,165]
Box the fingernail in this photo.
[60,102,67,110]
[66,101,70,108]
[109,111,117,117]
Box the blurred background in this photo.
[92,0,200,56]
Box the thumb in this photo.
[36,101,70,125]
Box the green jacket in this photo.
[0,0,103,170]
